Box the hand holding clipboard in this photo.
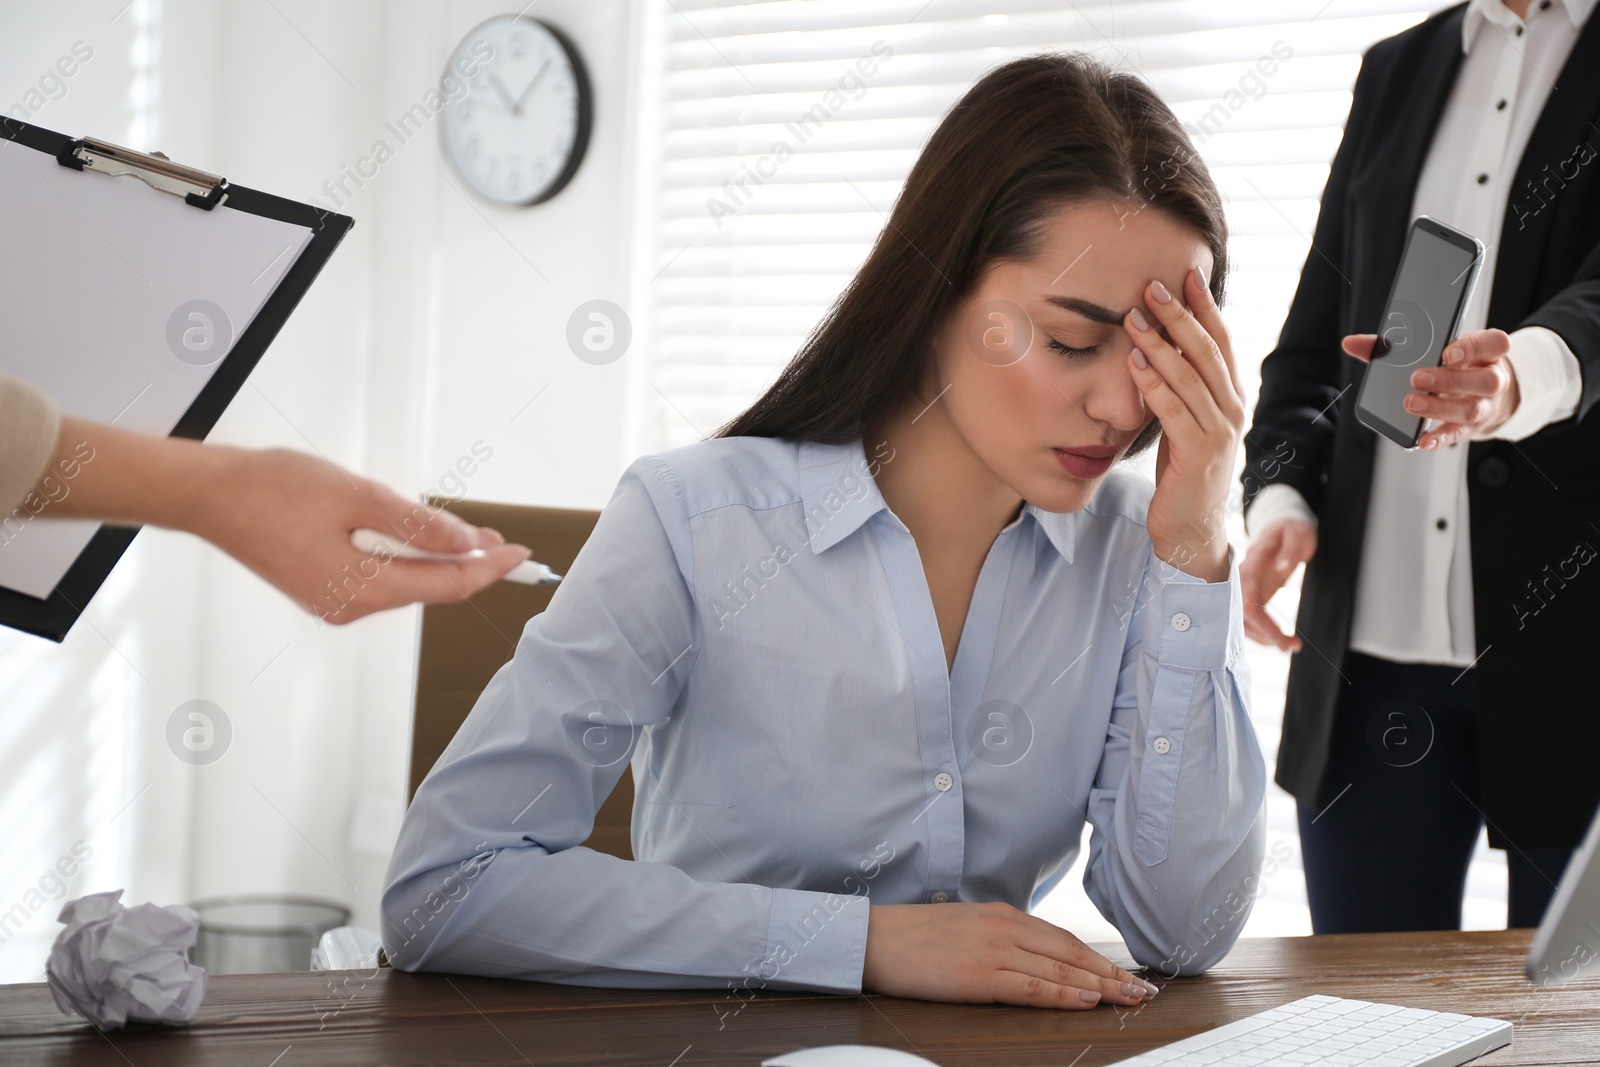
[0,121,537,637]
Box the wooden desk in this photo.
[1,930,1594,1066]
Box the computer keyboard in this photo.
[1106,994,1511,1066]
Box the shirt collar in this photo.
[796,437,889,554]
[1463,0,1596,52]
[1024,500,1078,564]
[796,437,1076,563]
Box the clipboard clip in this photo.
[55,136,229,210]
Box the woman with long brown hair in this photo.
[384,51,1265,1011]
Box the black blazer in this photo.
[1244,2,1600,851]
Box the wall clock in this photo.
[439,15,593,206]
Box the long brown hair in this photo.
[714,51,1227,460]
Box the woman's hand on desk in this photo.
[1341,328,1518,450]
[41,416,530,624]
[1240,519,1316,653]
[861,901,1159,1009]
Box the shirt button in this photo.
[934,771,954,792]
[1170,612,1191,632]
[1515,24,1523,35]
[1496,98,1507,110]
[1436,517,1448,530]
[928,890,950,904]
[1153,737,1172,755]
[1476,173,1489,184]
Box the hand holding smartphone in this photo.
[1354,216,1485,449]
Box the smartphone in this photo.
[1354,216,1485,450]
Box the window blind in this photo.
[636,0,1457,448]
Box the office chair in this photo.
[407,496,635,860]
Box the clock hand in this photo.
[510,59,551,115]
[486,71,518,111]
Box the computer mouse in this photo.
[762,1045,941,1066]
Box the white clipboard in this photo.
[0,118,354,641]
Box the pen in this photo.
[349,528,563,585]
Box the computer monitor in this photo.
[1527,800,1600,985]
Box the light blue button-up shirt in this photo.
[382,435,1266,996]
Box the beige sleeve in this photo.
[0,372,62,517]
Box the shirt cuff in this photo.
[758,886,871,994]
[1243,482,1317,538]
[1146,541,1243,671]
[1480,326,1583,442]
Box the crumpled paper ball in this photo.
[46,889,207,1029]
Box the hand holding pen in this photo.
[35,420,548,626]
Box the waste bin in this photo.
[189,894,351,974]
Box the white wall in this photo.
[0,0,643,980]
